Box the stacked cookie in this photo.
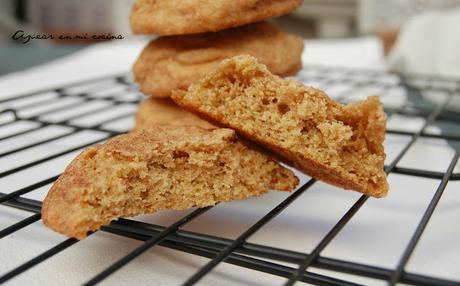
[129,0,305,127]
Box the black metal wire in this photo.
[0,194,361,286]
[83,207,213,286]
[1,192,459,286]
[101,221,365,286]
[388,149,460,285]
[0,137,111,178]
[0,238,79,284]
[0,69,459,286]
[0,175,59,204]
[181,179,316,286]
[0,213,41,239]
[284,195,368,286]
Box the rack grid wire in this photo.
[0,66,459,286]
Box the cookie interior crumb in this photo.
[172,55,388,197]
[42,126,298,239]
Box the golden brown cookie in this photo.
[133,22,304,97]
[42,126,298,239]
[172,55,389,198]
[135,98,215,129]
[130,0,304,35]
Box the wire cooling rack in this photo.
[0,66,459,286]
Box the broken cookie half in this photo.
[42,126,298,239]
[172,55,388,198]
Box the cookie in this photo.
[42,126,299,239]
[172,55,389,198]
[133,22,303,97]
[136,98,215,129]
[130,0,303,35]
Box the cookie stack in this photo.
[41,1,389,239]
[129,0,305,128]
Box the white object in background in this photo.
[357,0,460,34]
[387,7,460,79]
[302,36,385,70]
[387,8,460,112]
